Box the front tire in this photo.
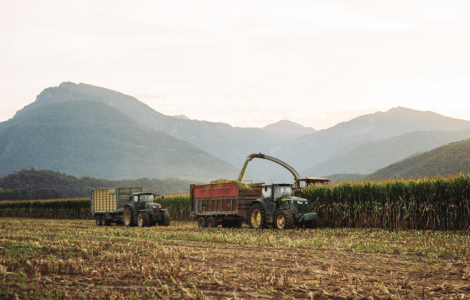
[158,210,170,226]
[248,203,267,230]
[124,207,135,227]
[274,210,295,230]
[137,212,149,227]
[304,220,317,229]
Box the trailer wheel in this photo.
[274,210,295,230]
[206,217,218,228]
[124,207,135,227]
[198,217,206,229]
[159,211,170,227]
[137,212,149,227]
[248,203,267,230]
[95,215,101,226]
[100,215,109,226]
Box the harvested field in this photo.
[0,218,470,299]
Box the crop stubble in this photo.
[1,219,470,299]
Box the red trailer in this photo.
[190,182,262,228]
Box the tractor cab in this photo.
[262,184,293,202]
[131,193,156,203]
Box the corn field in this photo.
[301,173,470,231]
[0,199,91,219]
[2,174,470,230]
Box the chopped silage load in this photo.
[208,179,250,189]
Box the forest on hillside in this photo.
[0,168,202,199]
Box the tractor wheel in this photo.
[100,215,109,226]
[159,210,171,227]
[198,217,206,229]
[137,212,149,227]
[95,215,101,226]
[248,203,267,230]
[274,210,295,230]
[206,217,218,228]
[124,207,135,227]
[304,220,317,229]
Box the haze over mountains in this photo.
[1,100,248,182]
[365,138,470,181]
[4,82,470,183]
[304,129,470,177]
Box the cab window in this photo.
[262,186,272,199]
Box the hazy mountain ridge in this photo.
[365,138,470,180]
[14,82,283,181]
[277,107,470,172]
[10,82,470,183]
[262,120,316,142]
[2,100,252,182]
[302,129,470,176]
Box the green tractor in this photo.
[248,183,318,229]
[239,153,330,230]
[123,193,170,227]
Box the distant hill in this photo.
[302,129,470,176]
[173,115,191,120]
[13,82,283,182]
[0,168,201,197]
[365,138,470,180]
[0,100,250,182]
[262,120,316,143]
[277,107,470,172]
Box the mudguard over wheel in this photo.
[206,216,218,228]
[124,207,135,227]
[137,212,149,227]
[274,210,295,230]
[158,210,170,226]
[198,217,206,229]
[248,203,267,229]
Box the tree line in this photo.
[0,168,202,199]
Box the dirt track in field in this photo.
[1,219,470,299]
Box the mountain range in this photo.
[4,81,470,183]
[1,100,249,182]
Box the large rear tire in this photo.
[274,210,295,230]
[248,203,267,230]
[137,212,149,227]
[206,217,218,228]
[159,210,170,226]
[124,207,135,227]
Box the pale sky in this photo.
[1,0,470,130]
